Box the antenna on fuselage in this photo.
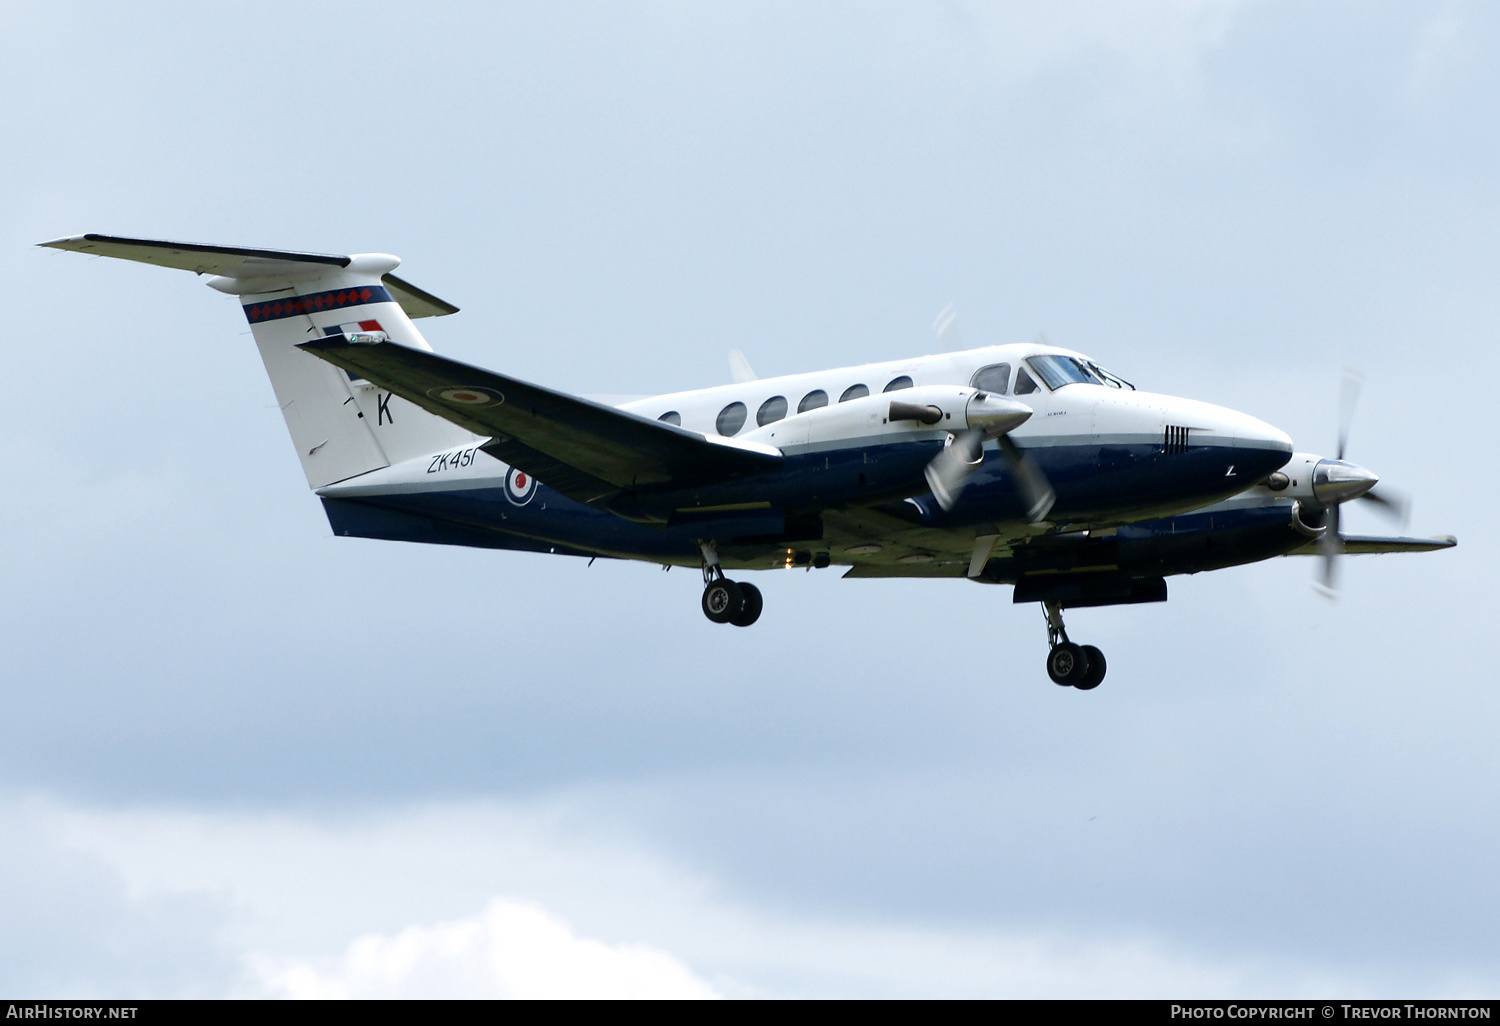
[728,349,758,383]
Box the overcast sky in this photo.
[2,0,1497,998]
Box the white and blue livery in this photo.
[41,235,1455,689]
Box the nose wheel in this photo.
[1043,603,1106,690]
[698,541,763,627]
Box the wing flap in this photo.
[841,563,968,578]
[299,335,782,508]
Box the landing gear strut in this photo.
[698,541,762,628]
[1043,602,1106,690]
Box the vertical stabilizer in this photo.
[213,256,476,486]
[39,235,477,489]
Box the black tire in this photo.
[1075,645,1106,690]
[1046,643,1090,686]
[701,579,742,624]
[729,582,763,627]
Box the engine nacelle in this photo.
[744,385,1032,450]
[1258,451,1378,511]
[1262,452,1322,504]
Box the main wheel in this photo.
[1074,645,1106,690]
[701,579,743,624]
[1046,643,1090,686]
[729,582,763,626]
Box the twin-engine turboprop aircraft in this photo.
[42,235,1456,689]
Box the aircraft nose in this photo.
[1312,459,1379,505]
[1233,414,1293,458]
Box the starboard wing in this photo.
[1288,534,1457,555]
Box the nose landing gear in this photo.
[1043,602,1106,690]
[698,541,763,627]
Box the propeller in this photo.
[998,435,1057,522]
[933,303,964,352]
[924,427,984,509]
[918,308,1056,520]
[1314,369,1410,598]
[919,395,1055,521]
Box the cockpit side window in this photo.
[1014,367,1039,395]
[1026,354,1101,391]
[970,363,1011,395]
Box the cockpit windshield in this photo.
[1026,355,1101,390]
[1086,360,1134,390]
[1025,354,1135,391]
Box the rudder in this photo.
[40,235,478,488]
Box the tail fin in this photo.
[39,234,477,488]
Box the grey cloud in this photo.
[1,0,1495,996]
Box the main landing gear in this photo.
[1043,602,1106,690]
[698,542,762,628]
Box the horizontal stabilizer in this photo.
[299,335,783,510]
[1291,534,1457,556]
[38,234,458,319]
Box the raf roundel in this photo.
[427,385,504,407]
[505,466,538,506]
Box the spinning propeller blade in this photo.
[1337,368,1362,462]
[998,435,1056,522]
[921,393,1051,519]
[1359,484,1410,526]
[1316,503,1343,599]
[1315,368,1408,598]
[924,428,984,510]
[933,304,964,352]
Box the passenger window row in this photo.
[662,358,1113,433]
[661,375,917,436]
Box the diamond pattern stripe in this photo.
[243,285,393,323]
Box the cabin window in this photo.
[716,401,747,436]
[657,411,681,426]
[970,363,1011,395]
[757,395,788,426]
[798,389,828,413]
[1014,368,1039,395]
[1027,354,1101,390]
[883,375,914,392]
[839,383,869,402]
